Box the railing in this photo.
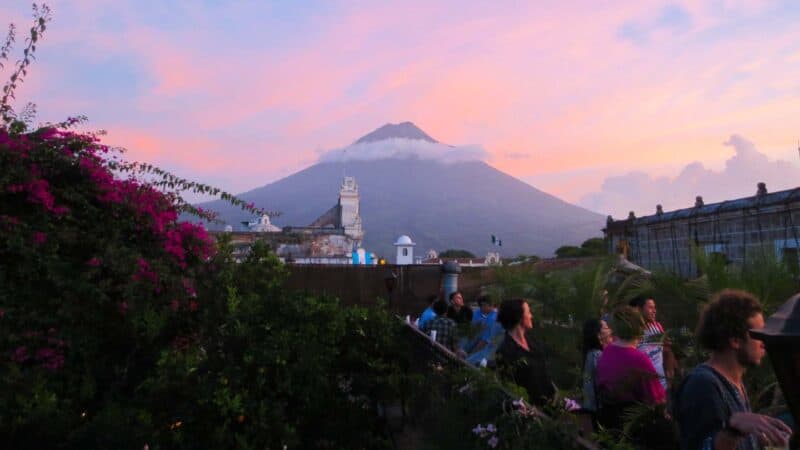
[397,317,598,449]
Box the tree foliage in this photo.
[440,248,477,258]
[555,237,607,259]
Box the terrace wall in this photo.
[284,264,494,315]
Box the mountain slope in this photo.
[198,157,604,257]
[354,122,438,144]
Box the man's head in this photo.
[477,295,493,315]
[696,289,765,368]
[449,291,464,308]
[432,299,449,317]
[629,295,657,323]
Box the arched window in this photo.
[402,248,408,256]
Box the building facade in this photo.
[604,183,800,278]
[217,176,368,264]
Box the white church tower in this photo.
[339,176,363,244]
[394,235,416,265]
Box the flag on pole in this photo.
[491,235,502,246]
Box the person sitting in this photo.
[421,299,458,353]
[675,289,793,450]
[581,318,613,414]
[446,290,473,324]
[495,298,555,406]
[595,306,666,431]
[466,295,504,365]
[417,294,438,329]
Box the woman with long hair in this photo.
[581,318,612,412]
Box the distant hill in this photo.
[197,123,604,258]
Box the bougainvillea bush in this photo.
[0,7,413,447]
[0,124,413,450]
[0,124,218,447]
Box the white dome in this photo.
[394,235,415,246]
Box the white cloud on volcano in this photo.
[317,138,488,164]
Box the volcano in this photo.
[196,123,604,258]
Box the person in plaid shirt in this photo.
[630,295,676,389]
[421,299,458,352]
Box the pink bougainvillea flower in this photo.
[35,347,57,361]
[132,258,158,285]
[118,301,129,316]
[182,278,197,298]
[87,257,101,267]
[41,354,65,371]
[52,205,70,217]
[11,345,29,363]
[0,215,20,226]
[32,232,48,245]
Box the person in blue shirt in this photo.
[417,294,438,329]
[467,295,504,365]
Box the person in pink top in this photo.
[596,306,666,407]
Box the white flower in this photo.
[472,424,485,435]
[488,435,499,448]
[486,423,497,433]
[564,397,581,411]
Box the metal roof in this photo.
[608,186,800,227]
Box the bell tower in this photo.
[339,176,363,244]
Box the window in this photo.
[783,248,799,274]
[775,239,800,274]
[402,248,408,256]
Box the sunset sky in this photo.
[3,1,800,217]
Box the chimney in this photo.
[656,204,663,215]
[757,182,767,197]
[695,196,704,208]
[627,211,636,220]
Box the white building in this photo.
[244,214,281,232]
[338,177,363,243]
[394,235,416,265]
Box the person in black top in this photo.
[495,298,554,406]
[446,291,473,324]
